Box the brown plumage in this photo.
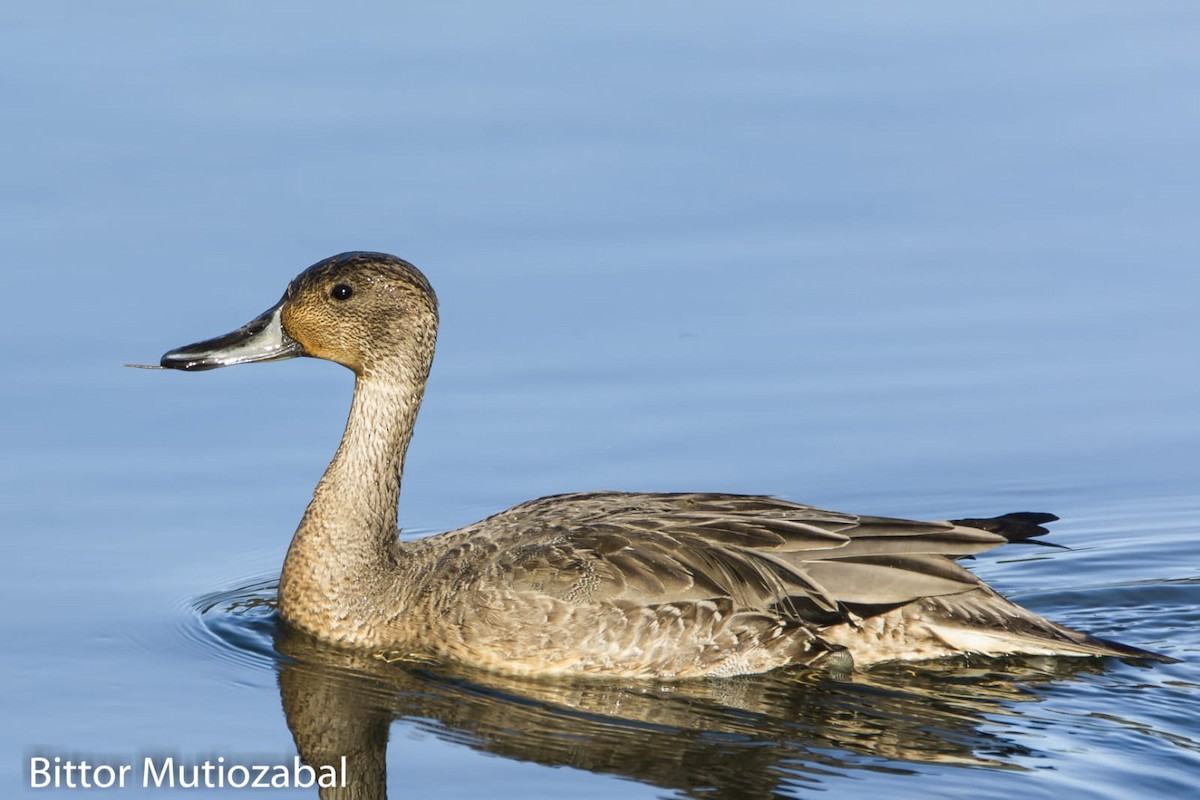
[154,252,1174,677]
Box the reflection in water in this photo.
[197,580,1123,799]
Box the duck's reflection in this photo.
[273,625,1111,800]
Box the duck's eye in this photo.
[331,284,354,301]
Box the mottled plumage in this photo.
[156,252,1173,677]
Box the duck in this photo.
[151,251,1173,678]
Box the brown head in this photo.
[157,252,439,380]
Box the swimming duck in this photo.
[153,252,1172,677]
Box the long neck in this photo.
[313,374,420,541]
[279,367,425,642]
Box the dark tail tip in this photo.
[951,512,1063,546]
[1086,633,1180,664]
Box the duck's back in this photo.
[395,491,1151,677]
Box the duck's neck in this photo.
[279,369,424,642]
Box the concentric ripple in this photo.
[184,577,283,672]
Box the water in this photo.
[5,1,1200,797]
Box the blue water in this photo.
[5,2,1200,797]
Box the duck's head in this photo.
[159,252,438,378]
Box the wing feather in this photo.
[460,491,1017,627]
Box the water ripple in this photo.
[185,577,281,672]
